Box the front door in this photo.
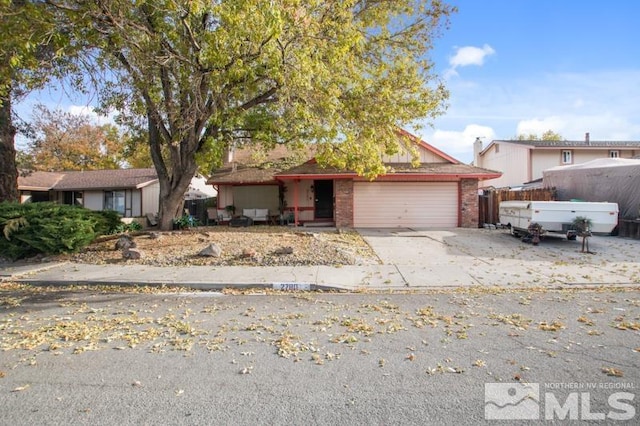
[314,180,334,219]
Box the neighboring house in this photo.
[208,130,501,228]
[18,169,216,218]
[474,133,640,188]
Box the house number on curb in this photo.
[272,283,312,291]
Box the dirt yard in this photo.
[54,226,380,267]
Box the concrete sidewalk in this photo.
[1,262,411,291]
[2,228,640,291]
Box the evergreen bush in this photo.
[0,202,119,260]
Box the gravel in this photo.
[55,227,381,267]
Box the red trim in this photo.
[284,206,313,211]
[277,173,355,180]
[277,172,501,181]
[293,180,299,225]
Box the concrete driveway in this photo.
[358,228,640,288]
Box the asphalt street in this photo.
[0,288,638,425]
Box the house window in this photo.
[63,191,83,206]
[561,150,572,164]
[609,150,620,158]
[494,144,499,153]
[105,190,125,215]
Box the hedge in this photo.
[0,202,121,260]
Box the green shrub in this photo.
[95,210,124,235]
[173,214,200,229]
[111,221,143,234]
[0,202,115,260]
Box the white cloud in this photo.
[67,105,115,126]
[422,124,496,163]
[515,113,640,141]
[449,44,495,69]
[433,69,640,142]
[516,117,567,137]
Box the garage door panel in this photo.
[353,182,457,228]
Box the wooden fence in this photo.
[479,187,557,226]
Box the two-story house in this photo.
[474,133,640,188]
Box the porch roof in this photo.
[275,161,501,180]
[207,165,280,185]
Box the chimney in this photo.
[473,137,483,166]
[585,132,590,145]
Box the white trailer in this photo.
[499,201,619,240]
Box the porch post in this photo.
[293,179,299,226]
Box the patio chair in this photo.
[206,208,218,226]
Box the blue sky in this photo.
[418,0,640,162]
[16,1,640,164]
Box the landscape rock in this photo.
[241,248,257,258]
[115,236,136,250]
[274,246,294,255]
[123,248,144,260]
[148,232,162,240]
[198,243,222,257]
[60,228,377,267]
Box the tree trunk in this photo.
[147,113,198,231]
[0,91,19,203]
[157,182,190,231]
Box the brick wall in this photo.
[334,179,354,228]
[460,178,479,228]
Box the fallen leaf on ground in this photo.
[12,384,30,392]
[602,367,624,377]
[614,321,640,331]
[538,321,565,331]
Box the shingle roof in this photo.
[17,171,65,190]
[497,140,640,148]
[275,161,501,179]
[207,165,281,184]
[208,145,314,185]
[18,169,158,191]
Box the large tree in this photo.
[516,130,563,141]
[48,0,455,230]
[0,0,77,201]
[22,104,126,171]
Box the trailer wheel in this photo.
[567,232,577,241]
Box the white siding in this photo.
[84,191,103,211]
[131,189,142,217]
[141,182,160,215]
[383,146,448,163]
[353,182,458,228]
[479,143,531,188]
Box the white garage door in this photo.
[353,182,458,228]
